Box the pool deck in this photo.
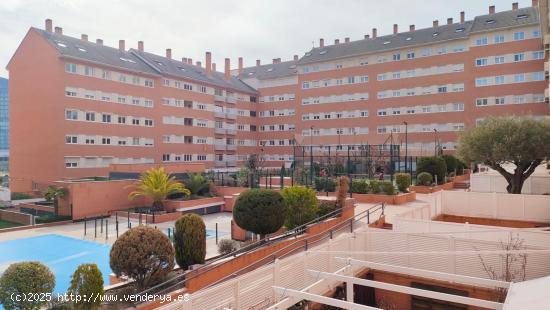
[0,212,233,259]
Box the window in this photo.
[85,112,95,121]
[183,154,193,161]
[514,74,525,83]
[533,51,544,60]
[392,72,401,79]
[377,74,387,81]
[65,63,77,73]
[144,119,154,126]
[392,53,400,61]
[437,47,447,55]
[513,32,525,41]
[118,116,126,124]
[494,76,505,84]
[65,110,78,120]
[407,51,415,59]
[162,154,171,162]
[102,114,111,123]
[476,98,488,106]
[65,90,77,97]
[475,78,488,87]
[515,96,525,104]
[494,56,505,64]
[475,37,488,46]
[85,138,95,144]
[65,160,78,168]
[513,53,525,62]
[476,58,488,66]
[197,155,207,161]
[495,97,505,105]
[84,66,94,76]
[494,35,505,43]
[533,30,541,38]
[132,119,140,125]
[302,82,310,89]
[453,103,464,111]
[360,76,368,83]
[533,71,545,81]
[437,86,447,93]
[102,70,111,79]
[347,76,355,84]
[65,135,77,144]
[102,138,111,145]
[132,137,140,145]
[144,80,154,87]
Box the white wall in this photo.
[470,165,550,194]
[0,187,9,201]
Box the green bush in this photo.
[184,173,210,196]
[35,214,72,224]
[10,192,32,200]
[68,264,104,310]
[380,181,396,195]
[336,176,349,209]
[441,155,458,175]
[351,179,369,194]
[314,177,336,192]
[281,186,319,229]
[110,226,174,290]
[417,156,447,184]
[395,173,411,192]
[0,261,55,310]
[456,160,466,175]
[174,213,206,270]
[233,189,286,237]
[317,200,338,217]
[416,172,433,186]
[369,180,381,194]
[218,239,239,255]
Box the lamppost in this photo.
[403,121,408,173]
[310,126,314,187]
[433,128,438,157]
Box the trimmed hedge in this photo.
[0,262,55,310]
[416,172,433,186]
[174,213,206,270]
[380,181,396,195]
[351,179,369,194]
[417,156,447,184]
[35,215,72,224]
[395,173,411,192]
[233,189,286,236]
[314,177,336,192]
[281,186,319,229]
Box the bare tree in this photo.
[376,297,398,310]
[477,233,527,302]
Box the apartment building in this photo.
[0,77,7,172]
[8,1,550,192]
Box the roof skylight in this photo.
[455,28,465,32]
[432,32,439,37]
[516,14,528,19]
[56,42,67,48]
[77,47,87,52]
[383,41,391,45]
[486,19,495,24]
[119,57,136,64]
[405,37,412,41]
[319,50,327,55]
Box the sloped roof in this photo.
[238,59,298,80]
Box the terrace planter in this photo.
[410,181,454,193]
[163,197,224,213]
[320,191,416,205]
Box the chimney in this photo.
[532,0,538,7]
[238,57,243,73]
[293,55,299,61]
[45,19,53,32]
[54,26,62,35]
[166,48,172,59]
[182,57,187,63]
[372,28,377,38]
[137,41,144,52]
[433,20,439,27]
[460,11,465,23]
[393,24,398,34]
[187,58,192,65]
[364,34,370,39]
[489,5,495,14]
[205,51,212,76]
[320,38,324,48]
[272,58,281,64]
[96,39,103,45]
[196,61,201,67]
[447,18,453,25]
[224,58,230,80]
[334,39,340,45]
[256,59,261,66]
[212,63,216,72]
[118,40,125,51]
[512,2,518,10]
[345,37,350,43]
[81,34,88,41]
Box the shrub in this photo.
[335,176,349,208]
[317,200,338,217]
[174,214,206,270]
[416,172,433,186]
[237,166,252,187]
[395,173,411,193]
[68,264,104,310]
[281,186,319,229]
[441,154,459,175]
[380,181,396,195]
[110,226,174,290]
[0,261,55,310]
[369,180,381,194]
[35,214,72,224]
[185,173,209,196]
[417,157,447,184]
[351,179,369,194]
[10,192,32,200]
[457,160,466,175]
[218,239,239,255]
[233,189,286,237]
[314,177,336,192]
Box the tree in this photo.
[335,176,349,209]
[68,264,104,310]
[458,117,550,194]
[395,173,411,192]
[174,214,206,270]
[0,261,55,310]
[44,186,68,215]
[441,154,458,175]
[281,186,319,229]
[417,156,447,184]
[109,226,175,291]
[128,167,191,211]
[233,189,286,238]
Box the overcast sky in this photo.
[0,0,537,78]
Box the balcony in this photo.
[214,128,225,135]
[226,129,237,135]
[214,160,226,168]
[226,144,237,151]
[226,112,237,120]
[226,96,237,104]
[214,144,226,151]
[214,111,225,118]
[226,160,237,167]
[214,94,225,102]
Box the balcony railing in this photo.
[226,129,237,135]
[214,94,225,102]
[226,160,237,167]
[214,128,225,135]
[226,112,237,120]
[214,111,225,118]
[214,160,226,167]
[226,144,237,151]
[226,96,237,104]
[214,144,226,151]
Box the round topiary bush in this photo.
[351,179,369,194]
[68,263,104,310]
[380,181,396,195]
[233,189,286,237]
[417,156,447,184]
[110,226,174,290]
[281,186,319,229]
[0,261,55,310]
[174,213,206,270]
[416,172,433,186]
[369,180,381,194]
[218,239,239,255]
[395,173,411,192]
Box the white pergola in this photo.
[269,256,509,310]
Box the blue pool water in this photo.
[0,234,111,306]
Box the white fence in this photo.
[471,173,550,194]
[441,191,550,223]
[0,187,9,202]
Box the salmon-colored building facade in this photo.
[8,1,550,192]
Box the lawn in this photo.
[0,219,23,229]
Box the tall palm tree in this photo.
[128,167,190,212]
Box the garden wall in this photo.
[163,197,225,213]
[409,181,454,194]
[320,192,416,205]
[109,162,205,174]
[0,209,32,225]
[470,172,550,194]
[16,202,54,214]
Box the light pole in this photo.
[310,126,314,187]
[433,128,438,157]
[403,121,408,173]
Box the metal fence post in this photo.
[94,219,97,238]
[216,222,219,245]
[127,210,130,228]
[84,217,87,236]
[106,219,108,240]
[116,220,119,238]
[101,218,103,234]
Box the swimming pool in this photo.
[0,234,112,306]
